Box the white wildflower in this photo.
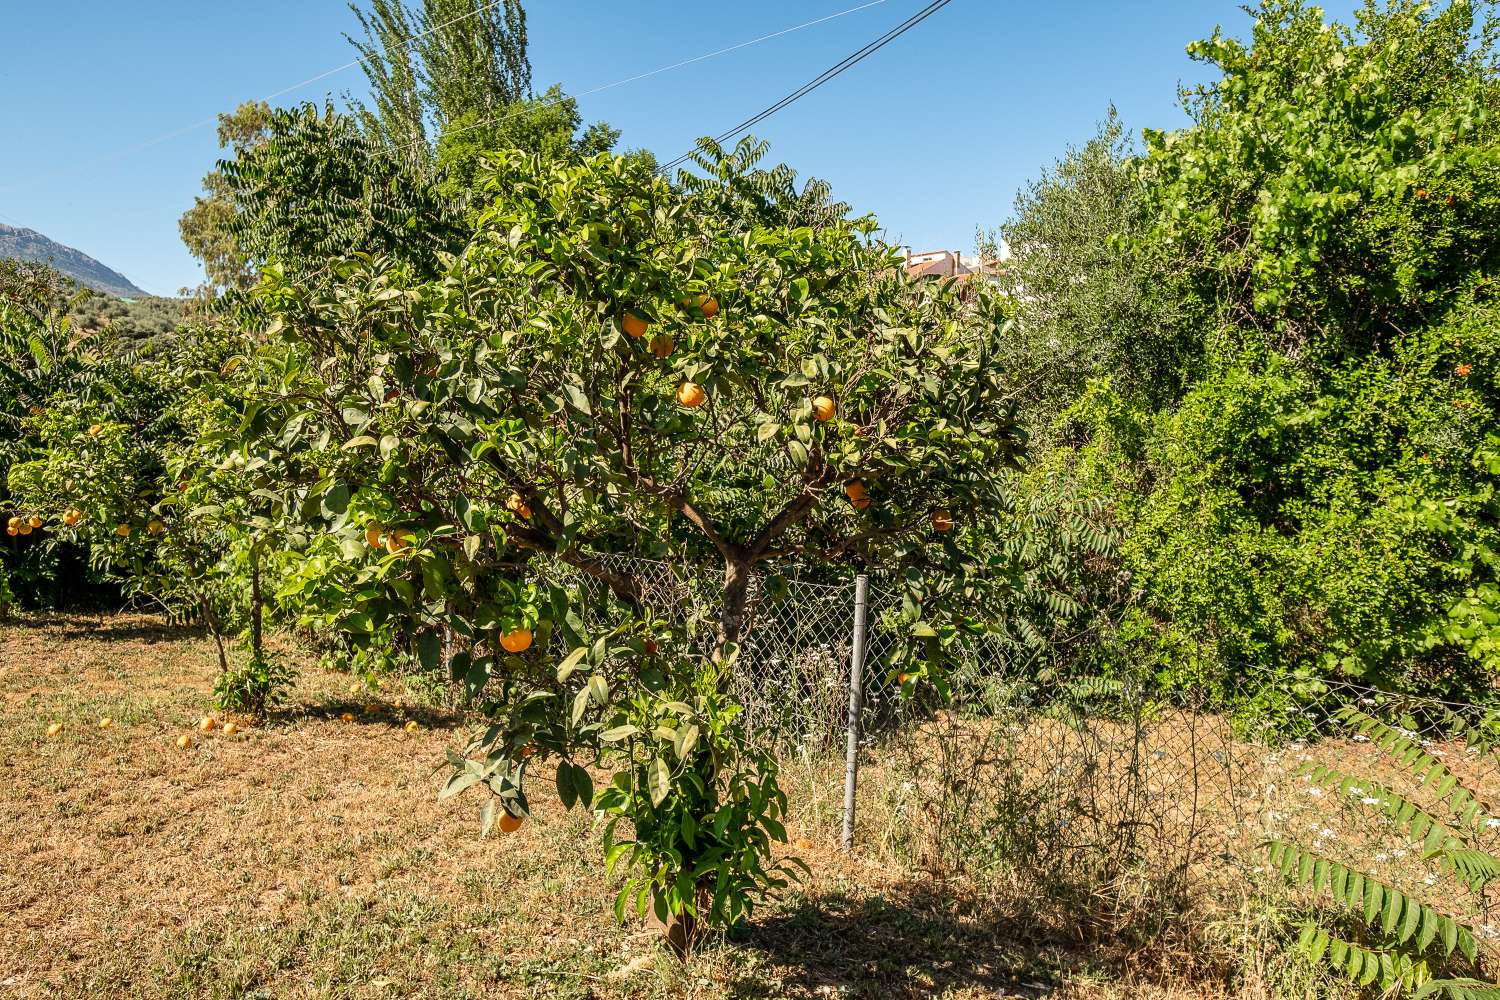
[1362,797,1380,805]
[1485,818,1500,829]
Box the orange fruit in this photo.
[46,722,63,737]
[63,508,83,526]
[648,333,675,359]
[622,312,650,339]
[898,672,912,685]
[845,481,870,511]
[930,509,954,533]
[812,396,836,422]
[26,515,42,529]
[340,712,355,723]
[115,524,132,538]
[222,721,239,736]
[385,528,415,554]
[500,629,534,654]
[365,526,384,548]
[497,810,524,834]
[506,493,532,520]
[147,520,165,536]
[676,382,706,408]
[681,294,719,319]
[363,702,378,714]
[404,720,420,733]
[17,521,32,536]
[98,717,113,730]
[88,424,103,436]
[198,716,217,732]
[176,735,194,749]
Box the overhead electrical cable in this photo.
[657,0,957,174]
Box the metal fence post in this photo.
[841,574,870,851]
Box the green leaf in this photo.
[648,756,671,806]
[480,798,496,837]
[601,725,638,742]
[557,763,578,809]
[441,770,482,799]
[556,646,587,682]
[675,723,700,760]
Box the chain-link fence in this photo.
[555,553,1500,921]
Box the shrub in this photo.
[1266,707,1498,994]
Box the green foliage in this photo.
[178,101,274,296]
[221,104,468,287]
[593,651,802,941]
[213,654,295,718]
[1000,0,1500,698]
[346,0,532,152]
[993,109,1191,425]
[63,293,189,354]
[1265,708,1498,994]
[1139,0,1500,350]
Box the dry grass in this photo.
[1,613,1290,999]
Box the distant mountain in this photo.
[0,223,147,298]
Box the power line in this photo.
[658,0,957,174]
[391,0,892,157]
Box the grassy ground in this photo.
[1,614,1264,999]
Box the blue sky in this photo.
[1,1,1359,297]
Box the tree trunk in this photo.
[718,558,754,656]
[249,541,264,663]
[200,594,229,674]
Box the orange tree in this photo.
[234,143,1025,939]
[5,326,293,714]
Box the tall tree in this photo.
[177,102,273,296]
[346,0,532,154]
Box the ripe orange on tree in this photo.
[676,382,706,408]
[385,528,415,554]
[63,508,83,526]
[506,493,532,519]
[648,332,675,359]
[500,628,534,654]
[365,525,384,548]
[812,395,836,422]
[497,810,524,834]
[681,293,719,319]
[147,520,165,536]
[845,480,871,510]
[622,312,650,339]
[930,509,954,533]
[115,523,132,538]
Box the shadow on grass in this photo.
[728,881,1063,999]
[290,700,466,732]
[16,612,206,645]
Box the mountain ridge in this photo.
[0,223,148,298]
